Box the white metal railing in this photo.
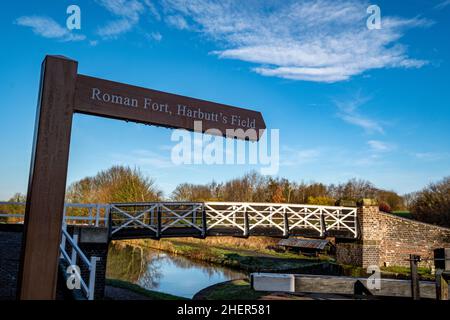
[60,225,98,300]
[0,202,109,227]
[204,202,358,238]
[110,202,358,238]
[109,202,204,237]
[0,201,358,238]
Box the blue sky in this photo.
[0,0,449,200]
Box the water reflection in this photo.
[107,243,246,298]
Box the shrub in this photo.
[379,201,392,213]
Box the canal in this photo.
[106,242,247,299]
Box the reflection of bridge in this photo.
[0,202,358,239]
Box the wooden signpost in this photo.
[18,55,266,300]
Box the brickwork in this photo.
[336,205,450,268]
[0,225,109,300]
[0,228,22,300]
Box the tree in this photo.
[0,193,27,223]
[409,177,450,227]
[66,166,162,203]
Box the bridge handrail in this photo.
[0,202,109,227]
[60,225,98,300]
[204,201,357,210]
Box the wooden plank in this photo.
[252,273,436,299]
[74,75,266,141]
[435,270,449,300]
[18,56,78,300]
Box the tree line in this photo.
[1,166,449,228]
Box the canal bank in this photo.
[105,237,435,300]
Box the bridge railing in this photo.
[60,224,98,300]
[0,201,358,238]
[109,202,205,238]
[109,202,358,238]
[204,202,358,238]
[0,202,109,227]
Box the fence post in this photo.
[71,233,78,265]
[95,205,100,227]
[157,204,162,239]
[88,256,98,300]
[435,270,449,300]
[283,207,289,238]
[320,209,327,238]
[202,205,207,238]
[60,224,67,259]
[410,254,421,300]
[243,206,249,237]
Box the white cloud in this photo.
[335,95,384,134]
[97,0,145,22]
[165,15,189,30]
[112,149,176,168]
[413,152,449,161]
[435,0,450,9]
[147,32,163,41]
[15,16,85,41]
[280,147,321,166]
[159,0,431,83]
[97,19,134,38]
[367,140,394,152]
[96,0,145,38]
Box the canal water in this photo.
[106,243,247,299]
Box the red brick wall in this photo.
[336,206,450,268]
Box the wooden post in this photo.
[410,254,421,300]
[18,56,78,300]
[435,270,449,300]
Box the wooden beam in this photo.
[74,75,266,141]
[18,56,77,300]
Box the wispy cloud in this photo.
[159,0,431,83]
[165,15,189,30]
[111,149,176,169]
[367,140,395,152]
[435,0,450,9]
[335,94,384,134]
[413,152,449,161]
[96,0,146,38]
[15,16,85,41]
[280,147,321,167]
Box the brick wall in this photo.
[0,224,109,300]
[0,226,22,300]
[380,213,450,267]
[336,205,450,268]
